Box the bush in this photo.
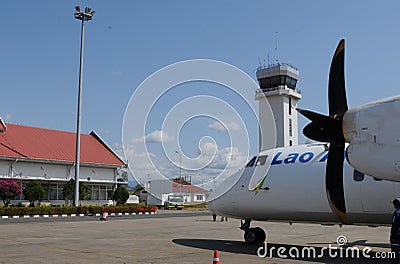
[0,179,23,206]
[23,181,46,207]
[112,187,129,205]
[0,204,157,216]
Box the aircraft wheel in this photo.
[244,227,266,244]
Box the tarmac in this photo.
[0,210,393,263]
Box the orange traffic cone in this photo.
[213,250,220,264]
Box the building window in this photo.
[289,119,293,137]
[49,184,58,200]
[100,186,107,200]
[92,185,99,200]
[289,140,293,146]
[107,189,113,200]
[57,184,64,200]
[289,98,292,115]
[196,195,203,201]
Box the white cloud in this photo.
[145,130,175,143]
[132,130,175,144]
[208,121,241,132]
[122,138,248,190]
[199,142,217,156]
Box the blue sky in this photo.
[1,1,400,188]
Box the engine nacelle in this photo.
[346,143,400,182]
[343,96,400,181]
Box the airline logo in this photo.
[271,151,328,165]
[252,150,329,193]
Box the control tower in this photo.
[255,63,302,151]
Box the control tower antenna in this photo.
[275,32,279,64]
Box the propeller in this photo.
[297,39,348,223]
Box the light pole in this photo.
[175,150,182,193]
[73,6,95,206]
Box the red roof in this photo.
[0,123,126,167]
[172,181,208,193]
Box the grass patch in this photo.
[184,203,207,210]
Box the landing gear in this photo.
[240,219,266,244]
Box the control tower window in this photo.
[270,76,280,87]
[285,76,297,89]
[259,75,297,90]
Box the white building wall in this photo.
[79,167,116,182]
[258,94,278,151]
[0,161,116,183]
[12,162,69,180]
[257,90,301,151]
[0,160,9,177]
[0,159,119,205]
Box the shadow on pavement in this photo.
[172,238,392,263]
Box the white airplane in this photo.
[206,39,400,244]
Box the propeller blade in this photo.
[297,40,349,222]
[298,108,344,142]
[326,142,347,223]
[328,39,348,118]
[303,122,330,142]
[297,108,328,122]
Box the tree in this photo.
[62,179,74,203]
[172,176,190,185]
[112,187,129,205]
[62,179,91,205]
[79,182,91,200]
[119,170,129,182]
[0,179,23,206]
[23,180,45,207]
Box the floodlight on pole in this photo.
[73,6,95,206]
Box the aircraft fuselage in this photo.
[207,144,399,225]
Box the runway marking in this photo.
[42,247,209,254]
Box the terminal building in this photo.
[146,179,208,206]
[255,63,302,151]
[0,119,127,205]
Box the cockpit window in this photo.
[245,156,257,167]
[256,155,268,166]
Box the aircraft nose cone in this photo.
[205,169,244,215]
[205,198,215,212]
